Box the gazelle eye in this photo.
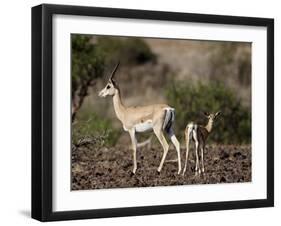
[106,85,110,89]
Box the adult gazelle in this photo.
[99,63,181,174]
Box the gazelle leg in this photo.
[170,133,182,174]
[183,129,191,175]
[200,146,205,173]
[194,142,200,176]
[153,128,169,172]
[193,130,200,176]
[128,129,137,174]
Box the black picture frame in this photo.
[32,3,274,222]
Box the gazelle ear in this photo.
[203,112,210,117]
[111,78,118,87]
[215,111,221,117]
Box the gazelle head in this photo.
[98,62,120,97]
[204,111,221,123]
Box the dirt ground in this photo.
[71,143,251,190]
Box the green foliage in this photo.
[72,111,121,147]
[166,81,251,144]
[72,35,105,97]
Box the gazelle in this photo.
[182,112,221,176]
[98,62,181,174]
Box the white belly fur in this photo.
[135,120,153,132]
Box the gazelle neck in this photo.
[205,119,214,133]
[112,88,126,122]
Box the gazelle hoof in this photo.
[177,169,181,174]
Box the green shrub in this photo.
[166,81,251,144]
[72,35,105,98]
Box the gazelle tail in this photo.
[163,108,175,137]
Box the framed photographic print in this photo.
[31,4,274,222]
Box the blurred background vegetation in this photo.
[71,34,251,147]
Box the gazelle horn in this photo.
[109,61,120,80]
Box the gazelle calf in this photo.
[182,112,221,176]
[98,63,181,174]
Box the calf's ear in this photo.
[215,111,221,117]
